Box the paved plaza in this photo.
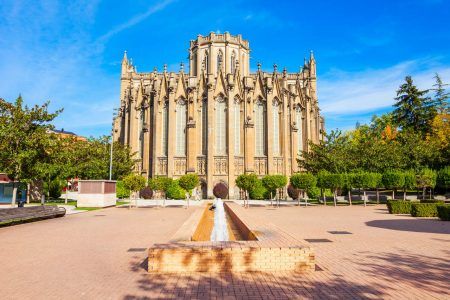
[0,204,449,299]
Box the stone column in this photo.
[167,77,176,177]
[186,94,197,173]
[151,92,159,177]
[266,94,274,175]
[142,101,150,179]
[206,76,215,197]
[227,89,235,198]
[282,94,290,177]
[244,89,255,173]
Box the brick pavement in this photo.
[0,204,449,299]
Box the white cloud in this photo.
[97,0,175,42]
[319,57,450,116]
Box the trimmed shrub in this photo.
[235,174,259,194]
[166,180,186,200]
[437,205,450,221]
[262,175,288,195]
[420,199,445,204]
[139,187,153,199]
[287,184,300,199]
[213,182,228,199]
[49,180,62,199]
[307,186,321,200]
[249,180,268,200]
[116,181,129,199]
[122,174,147,196]
[386,200,412,214]
[179,174,200,195]
[411,203,439,217]
[290,173,317,197]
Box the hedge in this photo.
[386,200,412,214]
[411,203,439,217]
[166,180,186,200]
[420,199,445,204]
[437,205,450,221]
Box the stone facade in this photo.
[113,32,324,198]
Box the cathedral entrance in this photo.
[200,181,207,200]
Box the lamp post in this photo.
[109,109,118,180]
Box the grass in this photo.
[75,207,101,211]
[116,201,129,206]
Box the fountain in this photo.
[210,198,229,241]
[148,201,315,273]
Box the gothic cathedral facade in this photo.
[113,32,324,198]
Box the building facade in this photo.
[113,32,324,198]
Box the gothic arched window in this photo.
[255,99,267,156]
[201,98,208,155]
[175,98,187,156]
[215,95,227,155]
[217,50,223,73]
[161,100,169,156]
[231,51,236,73]
[204,51,209,73]
[295,106,303,152]
[272,99,281,156]
[233,97,241,155]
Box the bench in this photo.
[0,206,66,227]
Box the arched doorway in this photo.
[200,180,207,200]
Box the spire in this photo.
[310,50,315,62]
[283,67,287,78]
[121,50,129,77]
[257,62,261,72]
[163,64,167,73]
[122,50,128,63]
[180,62,184,73]
[273,63,278,74]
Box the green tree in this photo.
[382,171,405,200]
[235,174,259,208]
[299,130,353,174]
[402,170,416,201]
[248,179,268,200]
[437,166,450,192]
[0,96,62,204]
[262,175,287,207]
[179,174,199,207]
[290,173,317,206]
[416,168,437,200]
[432,73,449,114]
[316,171,330,205]
[122,174,146,208]
[392,76,434,134]
[165,180,186,200]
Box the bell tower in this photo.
[189,32,250,77]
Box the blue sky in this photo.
[1,0,449,137]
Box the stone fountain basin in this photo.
[148,202,315,273]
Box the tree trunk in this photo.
[297,192,300,206]
[429,188,432,200]
[65,189,68,204]
[363,190,367,207]
[11,181,17,207]
[422,187,426,201]
[392,190,395,200]
[376,188,380,204]
[348,190,352,206]
[403,188,406,201]
[333,190,337,207]
[270,192,273,207]
[27,183,30,204]
[323,192,326,206]
[129,191,132,209]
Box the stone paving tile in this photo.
[0,204,449,299]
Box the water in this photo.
[210,198,229,241]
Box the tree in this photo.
[416,168,437,200]
[122,174,146,208]
[392,76,434,134]
[402,170,416,201]
[432,73,449,114]
[299,130,353,174]
[382,171,405,200]
[326,173,345,207]
[262,175,287,207]
[0,96,62,205]
[179,174,199,208]
[437,166,450,193]
[235,174,259,208]
[248,179,268,200]
[316,171,330,205]
[290,173,317,206]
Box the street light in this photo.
[109,108,118,180]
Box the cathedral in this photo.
[113,32,324,198]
